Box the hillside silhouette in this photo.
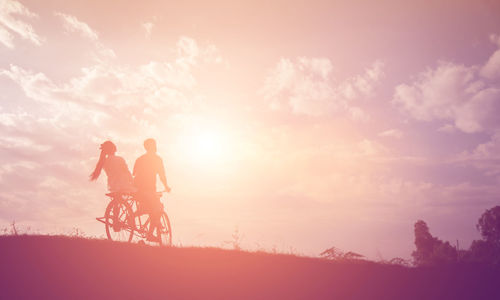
[0,235,498,300]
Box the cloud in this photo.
[261,58,384,119]
[467,131,500,161]
[172,36,223,67]
[264,130,488,212]
[1,62,193,113]
[0,0,42,48]
[339,60,385,100]
[394,35,500,133]
[378,129,403,139]
[437,124,456,133]
[297,57,333,79]
[348,106,370,122]
[55,12,98,40]
[176,36,200,65]
[0,25,14,48]
[451,130,500,176]
[358,139,388,156]
[393,62,500,133]
[54,12,116,60]
[0,36,222,114]
[480,34,500,80]
[0,65,62,105]
[142,22,153,38]
[0,35,224,147]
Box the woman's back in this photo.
[103,155,135,193]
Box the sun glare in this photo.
[180,126,232,166]
[192,131,223,159]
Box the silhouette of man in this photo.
[133,138,171,241]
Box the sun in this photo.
[173,117,239,169]
[192,130,224,160]
[179,125,232,167]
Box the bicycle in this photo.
[96,191,172,246]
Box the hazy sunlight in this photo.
[188,130,226,162]
[2,0,500,266]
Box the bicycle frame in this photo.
[96,192,172,245]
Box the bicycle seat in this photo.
[105,192,133,198]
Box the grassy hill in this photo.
[0,235,498,299]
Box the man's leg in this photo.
[149,210,161,236]
[146,194,162,241]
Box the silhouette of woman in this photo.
[89,141,135,193]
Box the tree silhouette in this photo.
[468,239,499,264]
[412,220,435,266]
[412,220,456,266]
[477,206,500,246]
[467,206,500,264]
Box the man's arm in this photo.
[158,157,170,192]
[132,158,138,177]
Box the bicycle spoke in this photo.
[105,200,134,243]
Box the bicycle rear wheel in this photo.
[158,212,172,246]
[104,199,135,242]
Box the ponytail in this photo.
[89,140,117,181]
[89,149,107,181]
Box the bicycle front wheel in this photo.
[104,199,135,243]
[158,212,172,246]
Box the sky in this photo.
[1,0,500,259]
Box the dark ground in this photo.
[0,235,498,300]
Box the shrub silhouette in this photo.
[467,239,500,264]
[387,257,412,267]
[320,246,364,261]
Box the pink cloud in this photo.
[1,35,221,112]
[261,58,384,118]
[378,129,404,139]
[393,60,500,133]
[54,11,116,61]
[55,12,98,41]
[0,25,14,48]
[142,22,153,38]
[452,130,500,176]
[0,0,42,48]
[480,34,500,79]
